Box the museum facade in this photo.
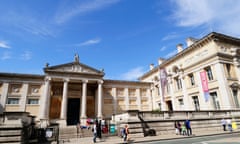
[0,32,240,126]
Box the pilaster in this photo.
[124,88,129,110]
[20,83,29,111]
[0,82,9,113]
[39,77,51,119]
[136,88,141,111]
[214,63,232,109]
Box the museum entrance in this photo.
[67,98,80,125]
[166,100,173,111]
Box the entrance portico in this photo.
[39,57,105,126]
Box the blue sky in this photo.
[0,0,240,81]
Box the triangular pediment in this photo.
[44,62,104,76]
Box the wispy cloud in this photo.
[0,41,10,49]
[160,46,166,52]
[20,51,32,61]
[0,11,55,38]
[171,0,240,36]
[161,33,179,41]
[121,67,146,81]
[165,49,178,58]
[55,0,120,24]
[77,38,101,46]
[17,21,55,38]
[1,51,11,60]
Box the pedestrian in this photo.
[232,118,238,131]
[97,120,102,139]
[92,121,98,143]
[221,118,226,131]
[181,123,187,136]
[174,121,181,135]
[123,124,129,142]
[185,119,192,136]
[226,118,232,132]
[76,121,81,137]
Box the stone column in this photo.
[20,83,29,111]
[81,79,88,119]
[233,57,240,82]
[214,63,232,109]
[39,77,51,119]
[112,88,117,114]
[0,82,9,113]
[60,78,69,119]
[97,80,103,119]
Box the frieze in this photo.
[184,49,208,66]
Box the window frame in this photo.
[205,67,214,81]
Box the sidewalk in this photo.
[60,129,240,144]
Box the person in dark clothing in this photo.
[221,118,226,131]
[97,120,102,139]
[174,121,181,135]
[92,121,98,143]
[185,119,192,136]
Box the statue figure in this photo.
[74,53,79,63]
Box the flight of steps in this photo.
[59,126,93,140]
[0,127,22,143]
[125,117,240,138]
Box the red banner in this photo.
[200,71,209,102]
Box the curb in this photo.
[133,131,240,143]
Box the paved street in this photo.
[138,133,240,144]
[58,129,240,144]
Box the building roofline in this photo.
[139,32,240,80]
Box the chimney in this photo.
[186,37,198,47]
[177,44,183,53]
[158,58,165,65]
[150,64,154,70]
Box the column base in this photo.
[56,119,67,127]
[80,117,87,124]
[97,115,103,120]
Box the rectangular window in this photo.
[175,77,182,90]
[158,103,162,111]
[27,99,39,105]
[232,90,240,108]
[192,96,200,111]
[226,64,231,77]
[7,98,19,104]
[189,74,195,86]
[205,67,214,81]
[210,92,220,110]
[166,83,170,94]
[178,99,184,106]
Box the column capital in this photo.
[63,78,70,83]
[44,76,51,82]
[97,80,104,84]
[82,79,88,83]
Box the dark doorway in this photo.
[67,98,80,125]
[166,101,173,111]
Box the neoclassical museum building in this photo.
[0,32,240,126]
